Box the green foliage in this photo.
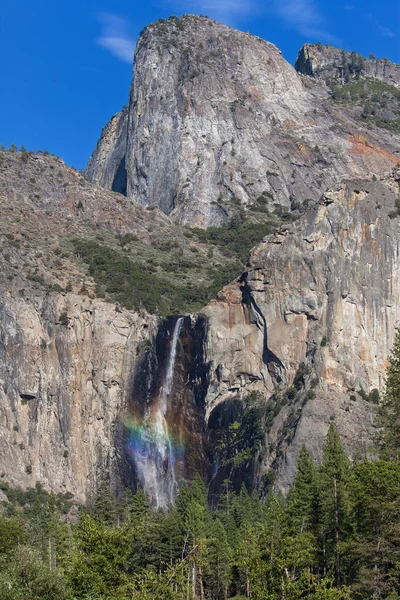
[319,425,353,587]
[358,387,380,403]
[0,518,27,553]
[0,480,73,516]
[0,546,71,600]
[287,445,317,534]
[378,328,400,462]
[1,429,400,599]
[59,311,69,327]
[192,214,280,264]
[67,514,133,597]
[72,239,239,316]
[331,78,400,132]
[88,482,118,525]
[213,392,266,469]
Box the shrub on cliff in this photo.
[72,239,238,316]
[192,214,280,264]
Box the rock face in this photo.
[1,155,399,502]
[87,107,128,194]
[202,172,400,490]
[0,292,157,504]
[0,151,175,503]
[0,151,220,503]
[2,18,400,505]
[295,44,400,88]
[87,15,400,227]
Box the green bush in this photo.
[331,78,400,133]
[59,312,69,327]
[72,239,238,316]
[192,215,279,264]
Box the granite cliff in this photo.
[203,172,400,491]
[88,15,399,227]
[1,16,400,504]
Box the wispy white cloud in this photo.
[377,24,395,38]
[97,13,136,63]
[267,0,340,43]
[367,13,397,39]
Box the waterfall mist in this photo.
[123,315,210,508]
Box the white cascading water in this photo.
[133,317,184,508]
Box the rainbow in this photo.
[123,317,186,507]
[124,415,186,466]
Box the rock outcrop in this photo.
[202,172,400,490]
[87,107,128,194]
[87,15,400,227]
[0,151,229,502]
[0,151,171,503]
[295,44,400,88]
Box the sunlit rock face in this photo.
[295,43,400,88]
[0,171,399,501]
[2,15,400,504]
[202,174,400,491]
[0,293,158,504]
[88,15,399,228]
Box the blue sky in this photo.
[1,0,398,169]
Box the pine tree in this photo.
[287,445,317,534]
[378,328,400,462]
[205,519,231,600]
[319,425,353,587]
[176,476,211,599]
[349,459,400,598]
[121,487,151,525]
[234,523,263,598]
[233,483,253,528]
[156,507,184,568]
[0,518,27,554]
[89,481,116,525]
[0,545,71,600]
[20,145,28,161]
[67,513,132,598]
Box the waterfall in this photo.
[130,317,184,508]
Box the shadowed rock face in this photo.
[87,107,129,194]
[295,44,400,88]
[87,15,400,228]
